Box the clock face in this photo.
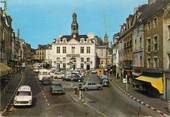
[73,34,76,38]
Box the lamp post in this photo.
[164,70,170,112]
[126,74,128,92]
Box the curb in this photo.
[111,79,169,117]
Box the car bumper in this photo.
[14,102,32,106]
[51,90,64,94]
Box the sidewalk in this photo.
[110,76,170,116]
[0,71,22,113]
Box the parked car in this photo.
[71,74,84,82]
[101,79,109,87]
[91,69,97,74]
[99,75,109,87]
[41,77,51,85]
[52,72,65,79]
[100,75,108,80]
[33,67,39,73]
[38,69,51,81]
[72,70,80,75]
[63,72,72,81]
[80,81,103,90]
[51,80,65,94]
[14,85,32,106]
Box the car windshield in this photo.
[17,91,31,96]
[53,83,62,87]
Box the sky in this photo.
[0,0,147,48]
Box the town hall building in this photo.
[46,12,96,70]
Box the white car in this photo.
[14,85,32,106]
[52,72,65,79]
[91,69,97,74]
[81,81,103,90]
[33,67,39,73]
[38,69,51,81]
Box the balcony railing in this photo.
[66,54,80,57]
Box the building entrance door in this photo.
[86,64,90,70]
[73,64,76,70]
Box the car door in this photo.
[91,82,96,89]
[87,83,92,89]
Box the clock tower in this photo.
[71,12,79,36]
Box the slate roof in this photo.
[60,34,88,42]
[140,0,166,22]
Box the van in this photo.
[38,69,51,81]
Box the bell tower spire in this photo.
[71,12,79,36]
[0,0,8,15]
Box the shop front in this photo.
[134,71,163,96]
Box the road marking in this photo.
[40,89,50,107]
[83,102,108,117]
[46,102,72,111]
[34,74,51,107]
[2,71,24,114]
[8,106,15,112]
[110,79,170,117]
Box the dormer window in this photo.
[63,38,67,43]
[87,38,91,43]
[153,17,158,28]
[80,38,84,43]
[56,39,60,43]
[58,39,62,43]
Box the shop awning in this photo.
[136,76,163,94]
[0,63,12,77]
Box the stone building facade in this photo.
[113,0,170,97]
[46,13,96,70]
[0,8,13,64]
[33,45,49,62]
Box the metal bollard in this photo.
[168,100,170,112]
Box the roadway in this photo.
[81,73,162,117]
[5,68,100,117]
[4,68,162,117]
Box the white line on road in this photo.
[35,75,50,107]
[83,102,109,117]
[2,71,24,114]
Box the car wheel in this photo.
[98,87,102,90]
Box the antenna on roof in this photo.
[0,0,8,15]
[101,0,111,40]
[72,0,77,13]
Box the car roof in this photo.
[18,85,31,92]
[39,69,50,72]
[102,75,108,78]
[84,81,96,83]
[51,80,61,84]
